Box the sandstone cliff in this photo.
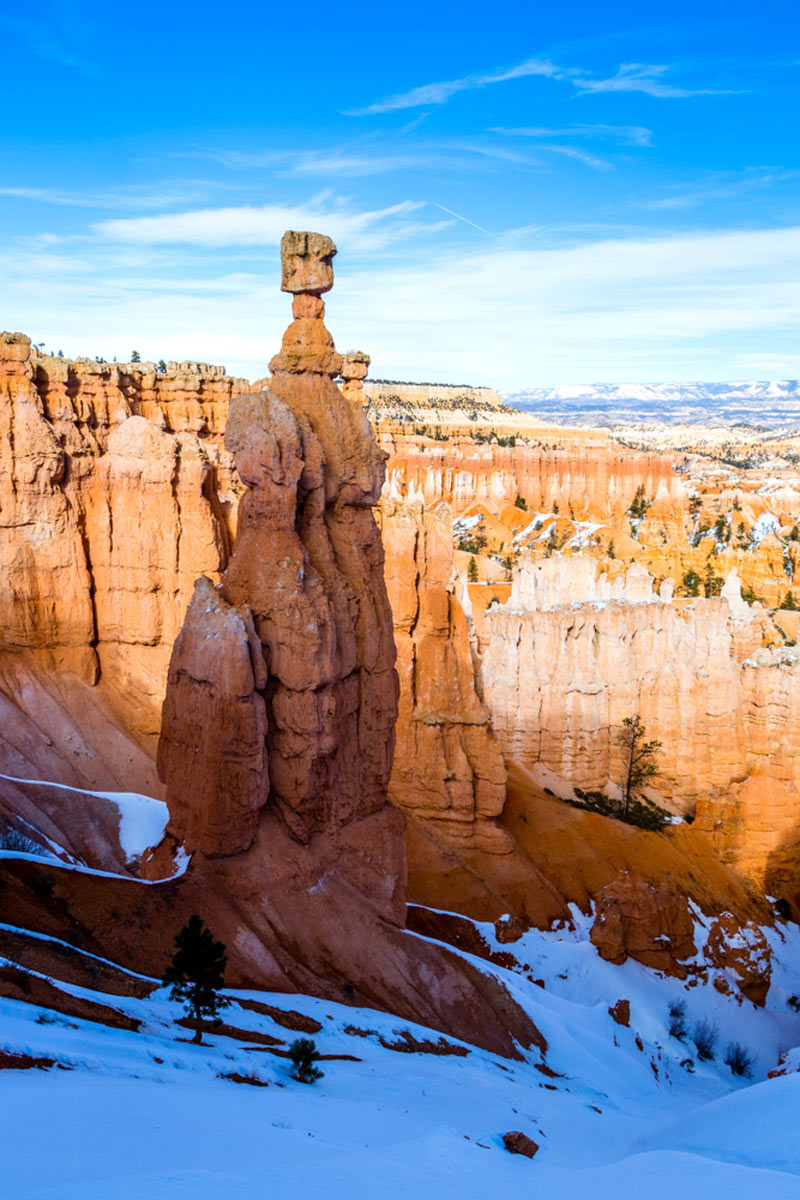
[380,496,508,854]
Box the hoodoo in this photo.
[158,230,399,860]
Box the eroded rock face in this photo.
[0,334,237,760]
[477,558,800,896]
[85,417,229,738]
[0,333,96,680]
[157,576,268,856]
[381,497,508,853]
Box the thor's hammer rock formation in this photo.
[158,229,400,864]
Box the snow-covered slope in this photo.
[2,906,799,1198]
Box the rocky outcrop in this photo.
[0,333,96,680]
[591,873,772,1003]
[380,497,508,852]
[591,872,697,975]
[85,417,228,738]
[339,351,370,405]
[704,911,772,1005]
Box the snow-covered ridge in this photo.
[507,380,800,430]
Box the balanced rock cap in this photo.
[280,230,337,296]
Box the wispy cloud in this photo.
[348,58,565,115]
[0,180,245,210]
[491,124,653,147]
[0,6,101,77]
[540,146,613,171]
[642,167,800,210]
[571,62,732,98]
[174,141,549,178]
[349,56,735,115]
[91,197,453,252]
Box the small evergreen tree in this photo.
[682,568,701,596]
[163,914,229,1043]
[620,714,662,817]
[703,559,724,598]
[157,359,167,374]
[780,591,798,611]
[628,484,650,520]
[514,494,527,510]
[288,1037,323,1083]
[467,556,479,583]
[131,349,141,363]
[608,539,615,559]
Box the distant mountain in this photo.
[505,381,800,430]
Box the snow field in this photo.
[1,903,800,1197]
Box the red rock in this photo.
[608,999,631,1026]
[590,872,697,975]
[704,911,772,1006]
[502,1131,539,1158]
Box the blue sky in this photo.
[2,0,799,388]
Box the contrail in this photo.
[432,201,494,236]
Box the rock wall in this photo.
[478,556,800,894]
[0,334,233,756]
[380,497,508,853]
[382,433,685,520]
[365,382,505,410]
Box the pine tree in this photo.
[682,568,701,596]
[288,1037,324,1084]
[620,714,662,817]
[467,556,479,583]
[163,914,229,1043]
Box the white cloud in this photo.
[491,124,653,147]
[348,58,566,115]
[4,223,799,388]
[0,180,246,210]
[350,57,734,115]
[91,199,451,251]
[572,62,733,98]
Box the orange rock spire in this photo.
[157,231,400,861]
